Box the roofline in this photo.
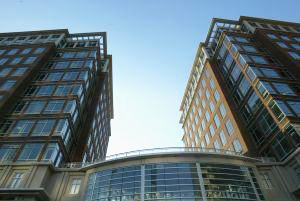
[239,16,300,27]
[0,29,70,37]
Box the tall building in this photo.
[0,29,113,165]
[180,16,300,161]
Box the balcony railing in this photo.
[62,147,243,169]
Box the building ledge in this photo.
[0,188,49,201]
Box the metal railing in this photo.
[62,147,243,169]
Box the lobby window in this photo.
[69,178,81,194]
[0,68,12,77]
[0,58,9,65]
[219,103,227,118]
[24,101,45,114]
[0,144,20,162]
[18,143,43,160]
[209,124,215,137]
[10,120,34,136]
[10,57,23,65]
[43,100,65,114]
[220,130,227,146]
[225,119,234,136]
[34,47,45,54]
[8,172,23,188]
[23,57,37,64]
[288,52,300,60]
[6,48,19,55]
[0,80,16,90]
[20,48,32,55]
[233,139,243,152]
[11,67,28,76]
[260,173,273,189]
[32,119,55,136]
[205,134,210,145]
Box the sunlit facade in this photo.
[0,29,113,165]
[180,16,300,161]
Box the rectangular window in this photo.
[0,50,6,55]
[20,48,32,55]
[62,72,79,81]
[226,120,234,135]
[24,101,45,114]
[214,140,221,150]
[251,55,269,65]
[34,48,45,54]
[0,68,12,77]
[11,67,28,76]
[288,52,300,60]
[55,85,72,96]
[209,101,215,112]
[0,80,16,90]
[23,57,37,64]
[18,143,43,160]
[75,51,88,58]
[291,44,300,50]
[62,52,76,58]
[214,91,220,102]
[69,179,81,194]
[205,111,210,122]
[7,49,19,55]
[8,172,23,188]
[214,115,221,128]
[219,130,227,146]
[43,100,65,114]
[233,139,242,152]
[11,120,34,136]
[272,82,295,96]
[287,101,300,116]
[261,173,273,189]
[36,85,55,96]
[205,134,210,145]
[42,143,59,163]
[47,72,63,81]
[219,103,226,118]
[276,42,289,48]
[10,57,23,65]
[32,120,55,136]
[0,144,20,162]
[209,124,215,136]
[70,61,84,69]
[0,58,9,65]
[205,90,210,99]
[54,61,69,69]
[243,45,257,53]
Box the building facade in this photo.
[180,16,300,161]
[0,147,299,201]
[0,29,113,165]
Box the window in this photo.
[209,124,215,136]
[233,139,242,152]
[47,72,63,81]
[0,50,6,55]
[79,71,88,81]
[288,101,300,116]
[8,172,23,188]
[36,85,54,96]
[0,68,12,77]
[201,99,206,108]
[214,140,221,150]
[205,90,210,99]
[18,143,43,160]
[235,37,249,43]
[24,101,45,114]
[219,103,226,118]
[276,42,289,48]
[32,120,55,136]
[0,144,20,162]
[62,52,76,58]
[23,57,37,64]
[0,80,16,90]
[214,91,220,102]
[54,61,69,69]
[201,79,206,88]
[205,111,210,122]
[231,64,242,81]
[288,52,300,60]
[225,120,234,135]
[42,143,59,163]
[251,55,269,65]
[275,100,294,116]
[209,80,215,90]
[34,48,45,54]
[55,85,72,96]
[281,35,291,41]
[214,115,221,128]
[261,173,273,189]
[219,130,227,146]
[209,101,215,112]
[291,44,300,50]
[11,120,34,136]
[43,100,65,114]
[10,57,23,65]
[238,77,251,96]
[7,49,19,55]
[11,67,28,76]
[272,82,295,96]
[243,45,257,53]
[70,61,84,69]
[63,72,79,81]
[20,48,32,55]
[69,179,81,194]
[205,134,210,145]
[0,58,8,65]
[75,51,88,58]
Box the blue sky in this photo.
[1,0,299,155]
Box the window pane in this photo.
[18,143,43,160]
[32,120,55,136]
[24,101,45,114]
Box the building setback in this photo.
[180,16,300,162]
[0,29,113,165]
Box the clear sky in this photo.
[1,0,299,155]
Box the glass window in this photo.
[205,111,210,122]
[36,85,55,96]
[288,52,300,60]
[70,61,84,68]
[214,115,221,128]
[201,79,206,88]
[261,173,273,189]
[214,140,221,150]
[8,172,23,188]
[294,37,300,42]
[64,100,77,115]
[24,101,45,114]
[11,67,28,76]
[42,143,59,163]
[7,49,19,55]
[243,45,257,53]
[226,120,234,135]
[0,68,12,77]
[209,101,215,112]
[0,144,20,162]
[238,77,251,96]
[43,100,65,114]
[55,85,72,96]
[219,103,227,118]
[209,124,215,136]
[0,80,16,90]
[205,90,210,99]
[272,82,295,96]
[20,48,32,55]
[18,143,43,160]
[62,52,76,58]
[62,72,79,81]
[201,120,206,131]
[54,61,69,69]
[276,42,289,48]
[69,179,81,194]
[32,120,55,136]
[47,72,63,81]
[34,47,45,54]
[54,119,69,138]
[291,44,300,50]
[288,101,300,116]
[281,35,291,41]
[209,80,215,90]
[11,120,34,136]
[10,57,22,65]
[0,50,6,55]
[260,68,281,78]
[275,100,294,116]
[0,58,9,65]
[246,67,257,81]
[231,64,242,81]
[219,130,227,146]
[205,134,210,145]
[214,91,220,102]
[224,53,233,69]
[235,37,249,43]
[233,139,243,152]
[75,51,88,58]
[72,84,83,97]
[23,57,37,64]
[251,55,269,64]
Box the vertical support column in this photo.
[196,162,207,201]
[141,165,145,201]
[245,167,261,201]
